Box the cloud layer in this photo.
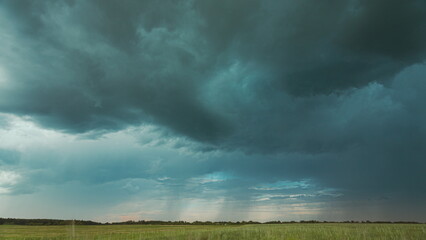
[0,0,426,221]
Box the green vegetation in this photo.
[1,223,425,240]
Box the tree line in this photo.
[0,218,99,225]
[0,218,422,226]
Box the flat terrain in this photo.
[1,223,425,240]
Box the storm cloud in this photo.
[0,0,426,221]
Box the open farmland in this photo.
[1,223,425,240]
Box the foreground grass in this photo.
[1,223,425,240]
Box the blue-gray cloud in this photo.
[0,0,426,221]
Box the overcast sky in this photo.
[1,0,426,222]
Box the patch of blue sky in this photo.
[191,171,234,184]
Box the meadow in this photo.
[1,223,425,240]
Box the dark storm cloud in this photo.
[219,65,426,196]
[195,0,426,94]
[340,0,426,62]
[0,0,230,142]
[1,0,425,138]
[1,0,426,220]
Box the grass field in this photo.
[1,223,425,240]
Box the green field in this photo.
[1,224,425,240]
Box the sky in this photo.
[0,0,426,222]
